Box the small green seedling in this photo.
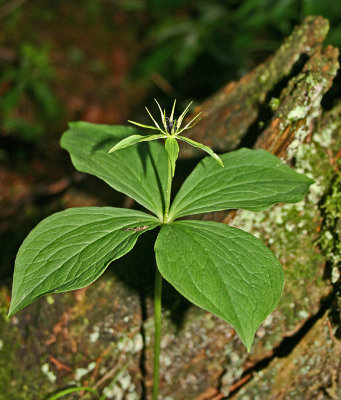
[8,100,313,399]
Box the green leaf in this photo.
[108,133,165,153]
[177,135,223,167]
[165,136,179,177]
[61,122,168,220]
[8,207,160,317]
[155,220,283,350]
[169,148,313,220]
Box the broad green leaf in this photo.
[169,148,313,220]
[61,122,168,220]
[8,207,160,317]
[165,136,179,177]
[155,220,283,350]
[109,133,165,153]
[177,135,223,167]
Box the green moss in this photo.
[269,97,280,111]
[0,295,54,400]
[0,275,147,399]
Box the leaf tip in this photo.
[214,155,224,167]
[240,333,254,353]
[7,303,16,318]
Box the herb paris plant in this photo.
[8,100,313,398]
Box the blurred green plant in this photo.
[123,0,341,97]
[46,386,105,400]
[0,43,61,141]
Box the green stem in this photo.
[152,268,163,400]
[47,387,101,400]
[153,151,173,398]
[164,157,172,223]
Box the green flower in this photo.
[129,99,202,136]
[108,99,224,170]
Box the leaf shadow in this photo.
[91,135,117,153]
[107,229,192,331]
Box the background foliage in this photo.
[1,0,341,144]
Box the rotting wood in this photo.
[181,16,334,156]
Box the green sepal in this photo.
[165,136,179,177]
[108,133,165,153]
[177,135,224,167]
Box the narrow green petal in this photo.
[163,109,168,132]
[176,101,193,130]
[145,107,163,131]
[177,112,203,134]
[177,136,224,167]
[183,118,203,131]
[171,119,177,134]
[128,120,160,131]
[183,111,202,129]
[170,99,177,122]
[154,99,168,132]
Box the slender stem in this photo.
[152,268,163,400]
[163,157,173,223]
[153,151,173,398]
